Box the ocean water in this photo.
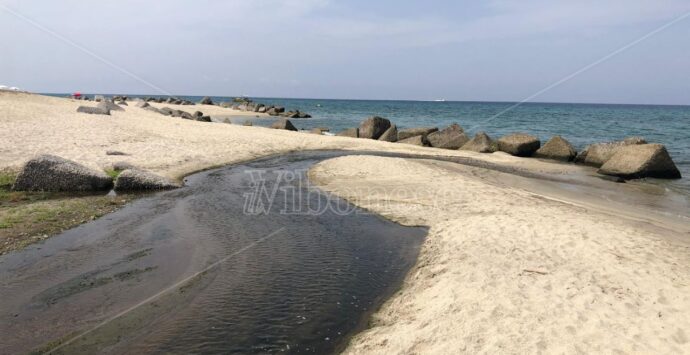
[49,94,690,197]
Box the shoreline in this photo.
[2,92,689,353]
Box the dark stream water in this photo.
[0,152,426,354]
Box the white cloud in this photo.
[309,0,690,46]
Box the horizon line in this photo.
[38,92,690,108]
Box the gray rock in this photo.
[159,107,174,116]
[94,95,105,102]
[243,120,253,126]
[180,112,193,120]
[116,101,128,106]
[460,132,498,153]
[12,155,113,192]
[170,109,183,117]
[427,124,468,149]
[497,133,540,156]
[105,150,128,156]
[114,169,180,191]
[98,100,124,112]
[111,161,136,171]
[574,150,588,164]
[397,127,439,141]
[77,106,110,115]
[337,128,359,138]
[271,118,298,131]
[359,116,391,139]
[378,125,398,142]
[397,135,428,146]
[134,100,150,108]
[598,144,681,179]
[534,136,577,162]
[143,106,162,114]
[582,137,647,167]
[258,106,267,113]
[196,115,212,122]
[298,112,311,118]
[199,96,213,105]
[267,107,285,116]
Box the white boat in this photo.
[433,99,446,102]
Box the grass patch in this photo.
[0,193,133,255]
[0,170,16,188]
[104,168,122,180]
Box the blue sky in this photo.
[2,0,690,104]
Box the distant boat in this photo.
[433,99,446,102]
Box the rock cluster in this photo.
[229,99,312,118]
[11,155,183,192]
[341,116,680,180]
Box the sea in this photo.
[47,94,690,198]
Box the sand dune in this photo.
[310,156,690,354]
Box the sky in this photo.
[1,0,690,105]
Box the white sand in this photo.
[0,92,584,181]
[310,156,690,354]
[3,93,689,353]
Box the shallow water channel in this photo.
[0,151,426,354]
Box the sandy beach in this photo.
[1,92,689,353]
[310,156,690,354]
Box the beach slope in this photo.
[310,155,690,354]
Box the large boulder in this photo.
[427,124,468,149]
[94,95,105,102]
[159,107,174,116]
[497,133,540,157]
[337,128,359,138]
[143,106,162,114]
[581,137,647,167]
[359,116,391,139]
[196,115,212,122]
[534,136,577,162]
[378,125,398,142]
[460,132,497,153]
[98,100,124,112]
[114,169,180,191]
[398,135,428,146]
[134,100,150,108]
[199,96,213,105]
[77,106,110,115]
[598,144,681,179]
[271,118,298,131]
[397,127,438,141]
[12,155,113,192]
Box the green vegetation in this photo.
[0,170,134,255]
[104,168,122,180]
